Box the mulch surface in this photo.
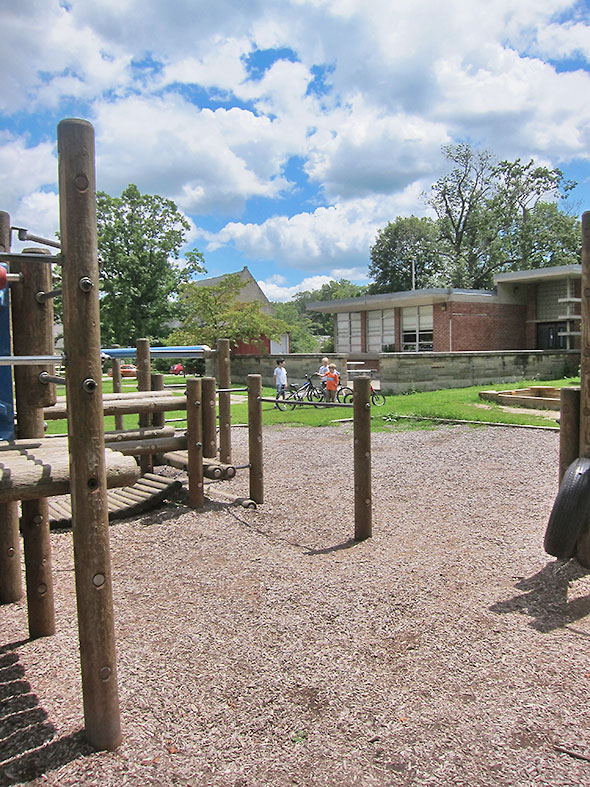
[1,424,589,786]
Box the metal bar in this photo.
[0,251,62,264]
[36,289,62,303]
[14,227,61,249]
[259,396,353,408]
[0,355,63,366]
[216,387,248,393]
[39,371,66,385]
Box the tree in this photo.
[368,216,441,293]
[291,279,368,335]
[423,144,577,288]
[272,302,320,352]
[97,184,205,345]
[168,273,288,349]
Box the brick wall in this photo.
[446,302,527,351]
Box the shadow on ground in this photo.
[490,559,590,634]
[0,641,93,786]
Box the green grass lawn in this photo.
[45,375,576,435]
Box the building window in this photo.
[335,312,362,353]
[401,305,433,351]
[366,309,395,352]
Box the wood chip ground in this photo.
[1,424,590,786]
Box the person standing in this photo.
[273,358,288,408]
[325,363,339,402]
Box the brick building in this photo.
[307,264,581,354]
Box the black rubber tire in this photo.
[274,391,287,411]
[337,386,353,403]
[371,391,386,407]
[287,391,302,410]
[343,388,354,404]
[544,456,590,559]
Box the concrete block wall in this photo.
[206,349,579,394]
[379,350,579,394]
[206,353,350,388]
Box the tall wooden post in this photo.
[577,211,590,566]
[186,378,204,508]
[248,374,263,504]
[136,338,152,472]
[111,346,123,430]
[151,372,165,428]
[201,376,217,458]
[12,247,56,637]
[58,118,121,750]
[353,376,372,541]
[217,338,231,464]
[0,211,22,605]
[559,387,580,485]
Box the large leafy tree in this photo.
[423,144,577,288]
[368,216,441,293]
[97,184,205,345]
[169,273,288,350]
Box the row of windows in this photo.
[336,306,433,353]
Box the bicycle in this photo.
[275,375,324,410]
[340,383,386,406]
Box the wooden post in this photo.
[201,376,217,458]
[11,247,56,637]
[353,376,372,541]
[577,211,590,566]
[580,211,590,457]
[136,338,152,473]
[58,118,121,751]
[0,211,22,605]
[217,338,231,463]
[111,346,123,431]
[151,373,165,428]
[248,374,263,504]
[559,387,580,485]
[186,378,204,508]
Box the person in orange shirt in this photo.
[325,363,339,402]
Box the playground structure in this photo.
[546,211,590,568]
[0,119,376,753]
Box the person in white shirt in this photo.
[273,358,288,407]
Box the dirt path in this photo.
[1,425,589,786]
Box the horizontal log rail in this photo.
[0,440,139,502]
[259,396,354,408]
[44,395,188,419]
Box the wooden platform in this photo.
[0,436,140,502]
[48,472,182,527]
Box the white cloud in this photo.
[259,273,337,301]
[204,185,434,274]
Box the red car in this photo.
[169,363,184,375]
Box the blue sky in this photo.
[1,0,590,300]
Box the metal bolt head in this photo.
[78,276,94,292]
[82,378,97,393]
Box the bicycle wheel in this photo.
[309,385,324,402]
[274,389,288,411]
[287,391,302,410]
[371,391,386,406]
[337,386,353,403]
